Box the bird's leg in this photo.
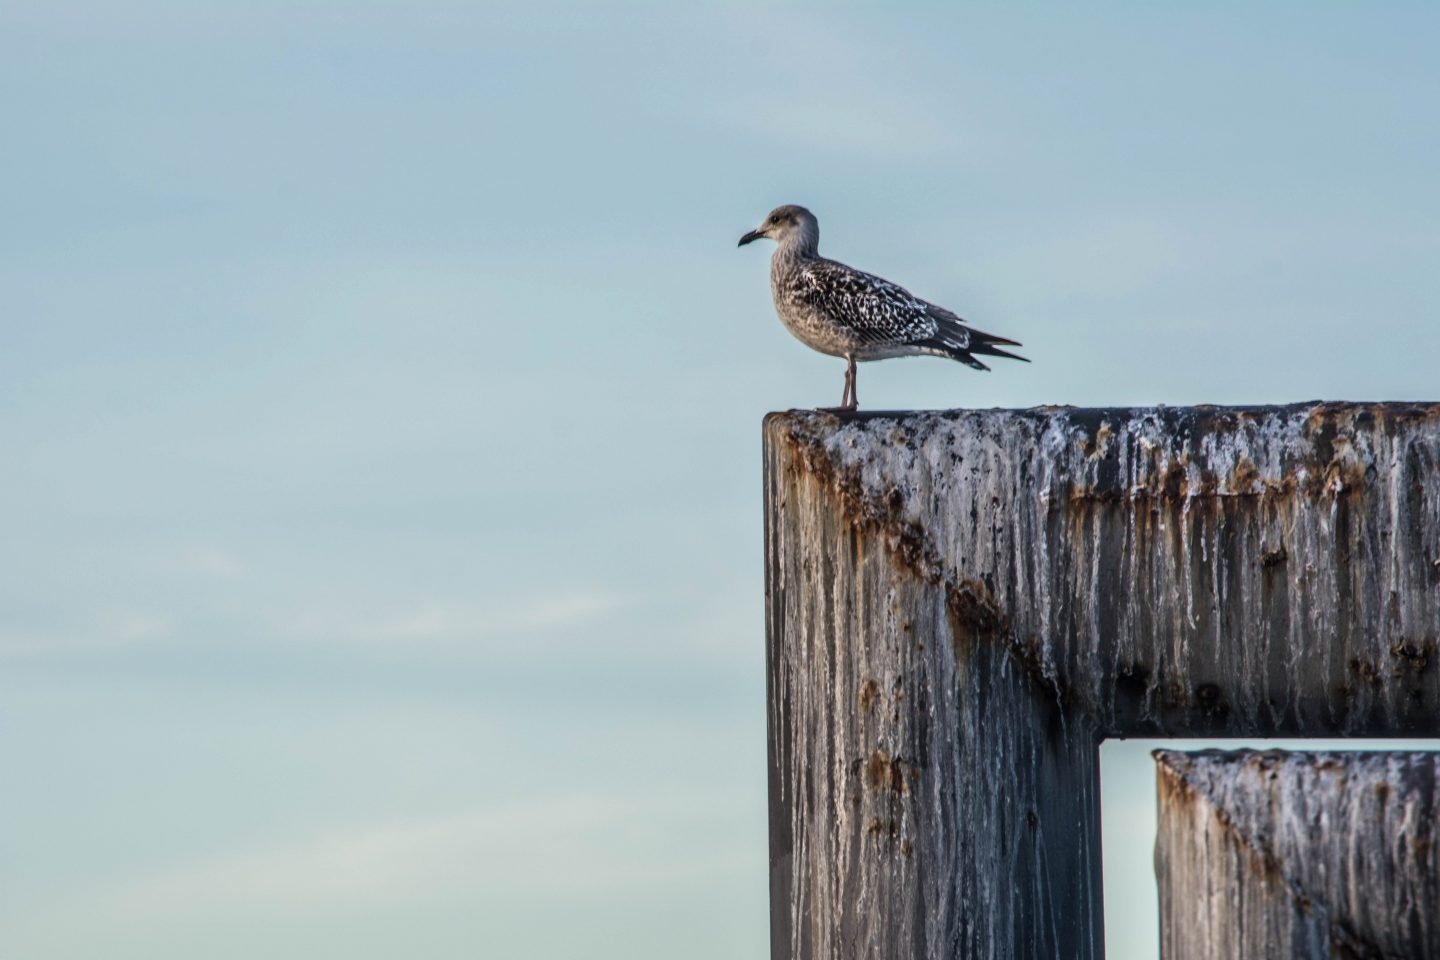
[823,356,859,413]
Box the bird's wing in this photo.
[788,259,938,345]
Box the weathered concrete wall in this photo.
[764,402,1440,960]
[1155,749,1440,960]
[765,491,1101,959]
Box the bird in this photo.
[738,204,1027,411]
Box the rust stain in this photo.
[1154,755,1199,813]
[1066,402,1419,503]
[859,678,880,713]
[865,817,899,839]
[1231,457,1261,493]
[1390,640,1434,675]
[946,579,1007,635]
[1260,545,1289,568]
[1194,682,1229,719]
[1161,680,1191,710]
[1065,486,1123,504]
[864,749,911,795]
[1349,657,1384,686]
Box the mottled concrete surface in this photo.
[764,403,1440,959]
[1155,750,1439,960]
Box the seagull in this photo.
[739,204,1026,411]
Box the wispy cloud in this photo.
[0,610,172,658]
[280,588,633,655]
[182,547,247,579]
[78,789,758,922]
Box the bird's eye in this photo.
[769,215,781,224]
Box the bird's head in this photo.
[738,204,819,253]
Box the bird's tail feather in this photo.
[931,317,1029,365]
[969,328,1022,348]
[970,341,1028,363]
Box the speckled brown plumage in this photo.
[739,204,1026,410]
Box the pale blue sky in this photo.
[3,3,1438,958]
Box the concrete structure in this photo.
[1155,750,1440,960]
[762,402,1440,959]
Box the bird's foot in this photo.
[818,403,859,414]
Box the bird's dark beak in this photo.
[738,229,763,247]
